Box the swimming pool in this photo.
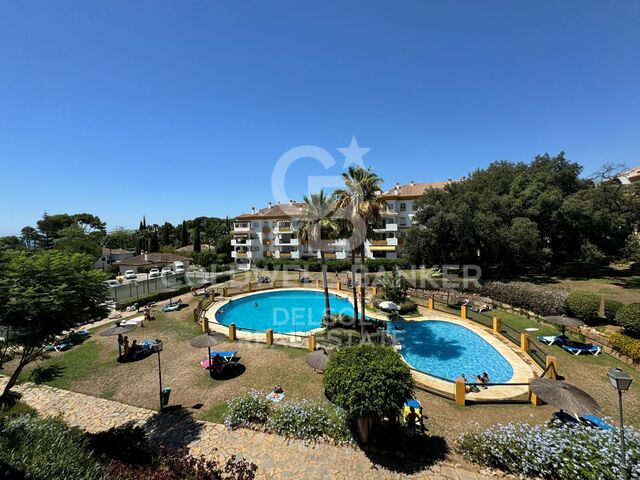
[391,320,514,383]
[215,290,356,333]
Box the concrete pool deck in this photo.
[203,287,541,402]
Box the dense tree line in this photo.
[403,153,640,274]
[1,213,233,265]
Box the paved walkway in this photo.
[0,377,502,480]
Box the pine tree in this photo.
[150,230,159,252]
[161,222,171,246]
[180,221,189,247]
[193,221,202,253]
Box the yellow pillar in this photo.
[460,305,467,320]
[266,328,273,346]
[373,286,378,296]
[337,282,341,291]
[530,378,544,406]
[308,334,316,352]
[223,287,228,297]
[202,316,209,333]
[492,316,501,334]
[228,323,237,341]
[454,377,466,406]
[546,356,558,379]
[315,279,321,288]
[520,332,530,352]
[428,298,434,310]
[247,282,252,292]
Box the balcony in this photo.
[231,238,259,247]
[371,238,399,246]
[324,252,337,259]
[262,226,271,233]
[373,223,398,232]
[233,223,252,233]
[275,237,299,246]
[262,239,272,246]
[279,252,292,258]
[232,250,253,258]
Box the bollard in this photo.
[223,287,228,297]
[308,334,316,352]
[454,377,466,406]
[337,282,341,291]
[315,279,321,288]
[545,356,558,379]
[428,298,434,310]
[228,323,237,341]
[266,328,273,346]
[520,332,530,353]
[247,282,252,292]
[492,316,501,334]
[202,316,209,333]
[460,305,467,320]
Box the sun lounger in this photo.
[581,415,613,431]
[44,341,72,352]
[552,411,612,430]
[538,334,569,345]
[160,303,182,313]
[562,342,601,356]
[200,351,238,372]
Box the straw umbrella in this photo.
[530,377,600,415]
[544,315,585,335]
[190,332,227,368]
[100,323,137,358]
[306,348,332,372]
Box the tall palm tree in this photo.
[298,191,342,322]
[334,167,385,333]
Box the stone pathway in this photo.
[0,377,499,480]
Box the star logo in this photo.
[337,136,370,168]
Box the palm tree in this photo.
[334,167,385,333]
[298,191,341,322]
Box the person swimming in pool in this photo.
[254,302,259,307]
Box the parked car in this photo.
[149,268,161,278]
[174,261,185,274]
[124,270,137,280]
[161,266,173,276]
[102,280,120,288]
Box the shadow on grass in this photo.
[209,363,246,381]
[116,350,154,363]
[30,364,66,384]
[357,421,449,474]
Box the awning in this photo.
[369,245,396,252]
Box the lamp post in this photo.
[607,367,633,480]
[156,339,164,412]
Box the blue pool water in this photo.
[216,290,356,333]
[391,320,514,383]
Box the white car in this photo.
[102,280,120,288]
[161,266,173,276]
[174,261,185,274]
[149,268,161,278]
[124,270,137,280]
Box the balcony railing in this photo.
[262,226,271,233]
[280,252,292,258]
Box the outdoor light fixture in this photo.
[608,367,633,480]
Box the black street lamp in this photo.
[607,367,633,480]
[156,339,164,412]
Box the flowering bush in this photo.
[609,333,640,363]
[266,399,352,444]
[224,390,272,429]
[616,303,640,337]
[458,422,640,480]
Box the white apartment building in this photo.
[231,181,449,270]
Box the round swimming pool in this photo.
[215,290,356,333]
[391,320,514,383]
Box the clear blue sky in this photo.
[1,1,639,235]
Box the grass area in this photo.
[200,401,229,423]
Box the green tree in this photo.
[334,166,385,333]
[180,220,189,247]
[103,228,137,250]
[53,225,102,257]
[298,191,341,321]
[149,229,159,252]
[0,250,107,401]
[0,236,21,250]
[160,222,173,246]
[324,344,414,443]
[20,226,40,249]
[193,221,202,253]
[378,268,410,303]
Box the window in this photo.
[399,202,406,211]
[399,217,407,226]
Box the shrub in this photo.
[377,268,410,303]
[565,291,601,322]
[224,390,272,429]
[468,281,568,316]
[266,400,352,444]
[324,344,414,421]
[616,303,640,337]
[365,258,410,272]
[604,300,624,323]
[398,299,418,315]
[323,328,362,346]
[609,333,640,363]
[323,313,357,330]
[0,402,38,419]
[0,415,105,480]
[458,422,640,480]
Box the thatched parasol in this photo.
[306,348,332,372]
[100,324,137,337]
[190,332,227,367]
[530,377,600,415]
[544,315,585,335]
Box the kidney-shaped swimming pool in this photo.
[391,320,514,383]
[215,289,355,333]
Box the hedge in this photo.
[604,300,624,323]
[615,303,640,338]
[565,291,601,322]
[115,285,194,309]
[609,333,640,363]
[467,281,568,316]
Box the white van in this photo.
[174,261,185,274]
